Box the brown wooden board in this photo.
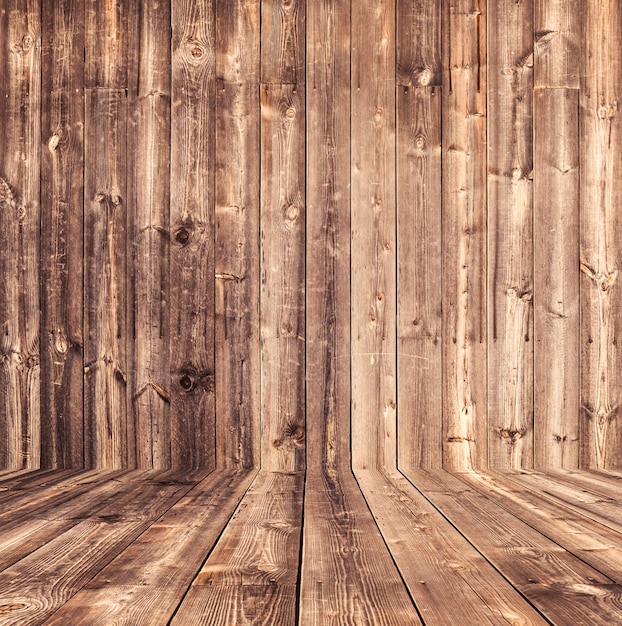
[260,84,306,473]
[397,86,443,470]
[580,0,622,470]
[128,0,172,469]
[215,0,261,471]
[351,0,397,471]
[533,88,580,469]
[487,0,534,470]
[441,0,487,471]
[170,0,216,471]
[83,89,129,470]
[40,0,85,470]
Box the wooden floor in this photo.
[0,468,621,625]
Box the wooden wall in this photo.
[0,0,620,472]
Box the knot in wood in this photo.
[418,68,433,86]
[285,107,296,119]
[179,374,193,391]
[176,228,190,245]
[17,205,26,222]
[48,134,60,152]
[191,44,204,58]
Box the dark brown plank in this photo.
[580,0,622,470]
[397,86,443,470]
[260,0,305,84]
[83,89,129,470]
[487,0,534,470]
[533,88,580,469]
[214,0,261,470]
[170,0,216,471]
[441,0,487,470]
[351,0,397,471]
[260,84,306,472]
[40,0,85,470]
[128,0,172,469]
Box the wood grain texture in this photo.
[260,0,305,84]
[351,0,397,471]
[534,0,581,88]
[260,85,306,472]
[534,88,580,469]
[397,86,443,470]
[170,0,216,471]
[129,0,171,469]
[580,0,622,470]
[83,89,128,470]
[487,0,534,470]
[0,1,41,471]
[40,0,85,470]
[171,471,303,625]
[215,0,261,470]
[441,0,487,471]
[397,0,441,87]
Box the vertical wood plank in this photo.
[170,0,216,471]
[397,87,443,470]
[40,0,85,469]
[487,0,534,470]
[0,1,41,470]
[534,0,580,89]
[397,0,441,87]
[260,84,306,472]
[442,0,487,471]
[83,90,128,469]
[214,0,261,470]
[128,0,172,469]
[580,0,622,469]
[534,89,580,470]
[260,0,305,85]
[351,0,397,471]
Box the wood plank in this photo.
[580,0,622,470]
[260,0,305,84]
[397,0,441,87]
[128,0,172,469]
[351,0,397,471]
[83,89,128,470]
[397,86,443,470]
[40,0,85,470]
[170,0,216,471]
[533,88,580,469]
[43,469,255,625]
[300,469,423,625]
[358,469,547,625]
[441,0,487,471]
[0,0,41,471]
[260,84,306,472]
[487,0,534,470]
[170,471,302,625]
[215,0,261,470]
[534,0,581,89]
[410,469,622,624]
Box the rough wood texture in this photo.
[580,0,622,470]
[351,0,397,471]
[129,0,172,469]
[260,84,306,473]
[170,0,216,471]
[83,89,128,470]
[0,1,41,471]
[534,88,580,469]
[215,0,261,470]
[442,0,487,471]
[397,86,442,471]
[487,0,534,470]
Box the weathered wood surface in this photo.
[487,0,533,470]
[580,0,622,470]
[215,0,261,470]
[534,88,580,469]
[442,0,487,471]
[170,0,216,471]
[40,0,84,470]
